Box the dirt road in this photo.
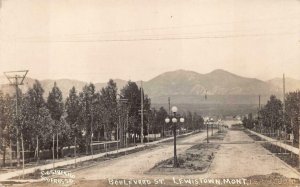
[73,128,299,181]
[73,131,211,180]
[205,130,299,179]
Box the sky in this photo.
[0,0,300,83]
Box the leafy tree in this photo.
[185,111,193,131]
[143,95,151,138]
[0,92,13,167]
[47,82,64,122]
[78,83,97,154]
[47,82,65,157]
[65,87,83,151]
[193,112,204,130]
[20,80,54,161]
[120,81,141,141]
[242,113,255,129]
[260,95,283,135]
[285,91,300,142]
[100,80,118,141]
[155,107,168,137]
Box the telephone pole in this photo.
[283,74,286,147]
[168,97,171,115]
[298,90,300,169]
[166,97,171,137]
[4,70,28,171]
[258,95,261,133]
[141,81,144,144]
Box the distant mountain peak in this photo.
[207,69,235,76]
[160,69,202,77]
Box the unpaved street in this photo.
[73,128,299,181]
[74,131,211,180]
[205,130,299,179]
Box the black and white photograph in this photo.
[0,0,300,186]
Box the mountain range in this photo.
[143,69,282,96]
[1,69,300,107]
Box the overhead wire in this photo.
[9,30,300,43]
[1,13,300,43]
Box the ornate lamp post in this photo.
[165,106,184,168]
[206,119,209,143]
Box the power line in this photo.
[37,13,300,37]
[11,31,300,43]
[1,14,300,42]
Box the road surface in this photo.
[74,131,211,180]
[73,127,299,180]
[206,130,299,179]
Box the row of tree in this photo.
[243,92,300,142]
[0,79,204,167]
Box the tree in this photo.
[20,80,54,161]
[242,113,255,129]
[260,95,283,136]
[186,111,193,131]
[193,112,204,130]
[0,92,13,167]
[120,81,141,142]
[285,91,300,142]
[65,87,83,152]
[47,82,64,158]
[100,80,118,141]
[155,107,168,137]
[78,83,97,154]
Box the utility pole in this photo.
[126,110,129,147]
[168,97,171,115]
[147,121,150,143]
[298,90,300,169]
[141,81,144,144]
[165,97,171,137]
[90,105,94,158]
[206,120,209,143]
[52,134,55,168]
[258,95,261,133]
[283,74,286,150]
[4,70,28,169]
[211,119,214,136]
[117,115,119,152]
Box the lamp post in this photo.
[165,106,184,168]
[206,119,209,143]
[210,118,214,136]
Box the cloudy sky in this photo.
[0,0,300,82]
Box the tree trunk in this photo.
[9,138,12,167]
[85,136,89,155]
[74,136,77,167]
[61,147,64,158]
[104,121,108,140]
[36,136,39,164]
[21,133,25,179]
[16,128,20,167]
[2,137,6,167]
[56,133,59,159]
[52,134,55,168]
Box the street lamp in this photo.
[206,119,209,143]
[210,118,214,136]
[165,106,184,168]
[180,118,185,123]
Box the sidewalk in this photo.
[0,131,195,181]
[247,129,299,154]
